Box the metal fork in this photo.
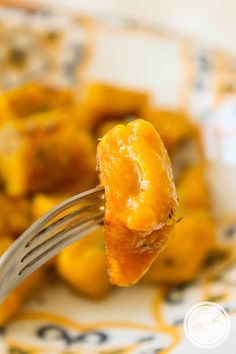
[0,186,104,303]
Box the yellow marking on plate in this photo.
[152,287,181,354]
[14,311,158,332]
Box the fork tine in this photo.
[19,214,104,277]
[25,186,104,245]
[30,186,104,235]
[1,186,104,259]
[0,218,103,303]
[21,208,104,264]
[0,186,104,303]
[26,199,104,248]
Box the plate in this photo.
[0,3,236,353]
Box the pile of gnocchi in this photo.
[0,81,217,324]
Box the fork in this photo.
[0,186,104,304]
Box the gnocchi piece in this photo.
[0,193,32,236]
[143,108,197,153]
[177,164,211,210]
[0,95,16,126]
[64,102,99,132]
[83,82,149,125]
[32,193,67,220]
[2,82,72,118]
[145,210,215,284]
[0,110,96,196]
[97,119,178,286]
[57,228,111,299]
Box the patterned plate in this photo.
[0,3,236,353]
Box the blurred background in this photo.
[38,0,236,53]
[0,1,236,353]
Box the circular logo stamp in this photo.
[184,302,231,348]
